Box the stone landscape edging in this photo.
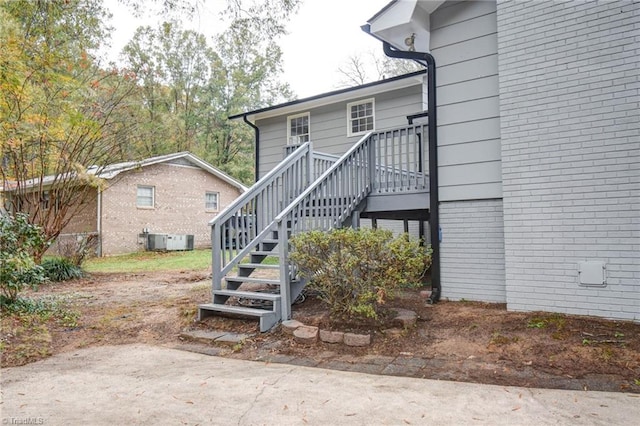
[281,308,418,348]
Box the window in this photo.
[287,112,310,145]
[136,185,154,208]
[205,191,219,211]
[41,191,51,210]
[40,190,59,212]
[347,98,375,137]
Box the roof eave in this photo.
[229,70,427,122]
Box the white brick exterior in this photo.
[497,0,640,320]
[440,200,506,303]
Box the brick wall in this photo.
[59,186,98,234]
[100,163,243,255]
[440,199,506,302]
[497,0,639,320]
[47,186,99,256]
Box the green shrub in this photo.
[290,228,431,322]
[0,213,47,304]
[41,257,84,282]
[1,295,80,328]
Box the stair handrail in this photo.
[209,142,313,287]
[273,132,375,318]
[208,141,312,229]
[274,133,373,225]
[312,151,339,180]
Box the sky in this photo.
[103,0,391,99]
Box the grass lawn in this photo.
[83,249,212,273]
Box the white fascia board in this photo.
[245,75,425,122]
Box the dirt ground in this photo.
[2,270,639,393]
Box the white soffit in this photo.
[368,0,445,52]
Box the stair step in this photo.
[239,263,280,270]
[262,238,278,244]
[198,303,280,332]
[252,250,279,256]
[198,303,273,317]
[226,276,281,285]
[213,289,280,301]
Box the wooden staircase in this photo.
[198,125,430,332]
[199,230,286,332]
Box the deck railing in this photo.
[208,124,430,321]
[284,145,339,181]
[371,124,428,193]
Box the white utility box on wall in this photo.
[578,261,607,287]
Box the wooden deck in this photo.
[200,124,432,331]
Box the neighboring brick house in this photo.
[95,152,246,255]
[8,152,246,256]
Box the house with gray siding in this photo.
[244,71,428,179]
[198,0,639,330]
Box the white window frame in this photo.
[205,191,219,212]
[286,112,310,145]
[347,98,375,137]
[136,185,155,208]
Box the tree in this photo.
[223,0,301,40]
[120,1,300,183]
[123,22,212,154]
[0,213,47,305]
[0,0,139,258]
[201,18,294,179]
[337,49,423,88]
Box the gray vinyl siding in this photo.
[256,85,424,178]
[430,0,502,201]
[497,0,639,321]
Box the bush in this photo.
[0,213,47,304]
[55,232,99,266]
[290,228,431,322]
[41,257,84,282]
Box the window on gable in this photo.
[347,98,375,137]
[205,191,219,211]
[136,185,154,208]
[287,112,310,145]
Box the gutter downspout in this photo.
[243,115,260,182]
[96,188,102,257]
[381,41,441,304]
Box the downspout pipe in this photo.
[382,41,441,304]
[242,114,260,182]
[96,188,102,257]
